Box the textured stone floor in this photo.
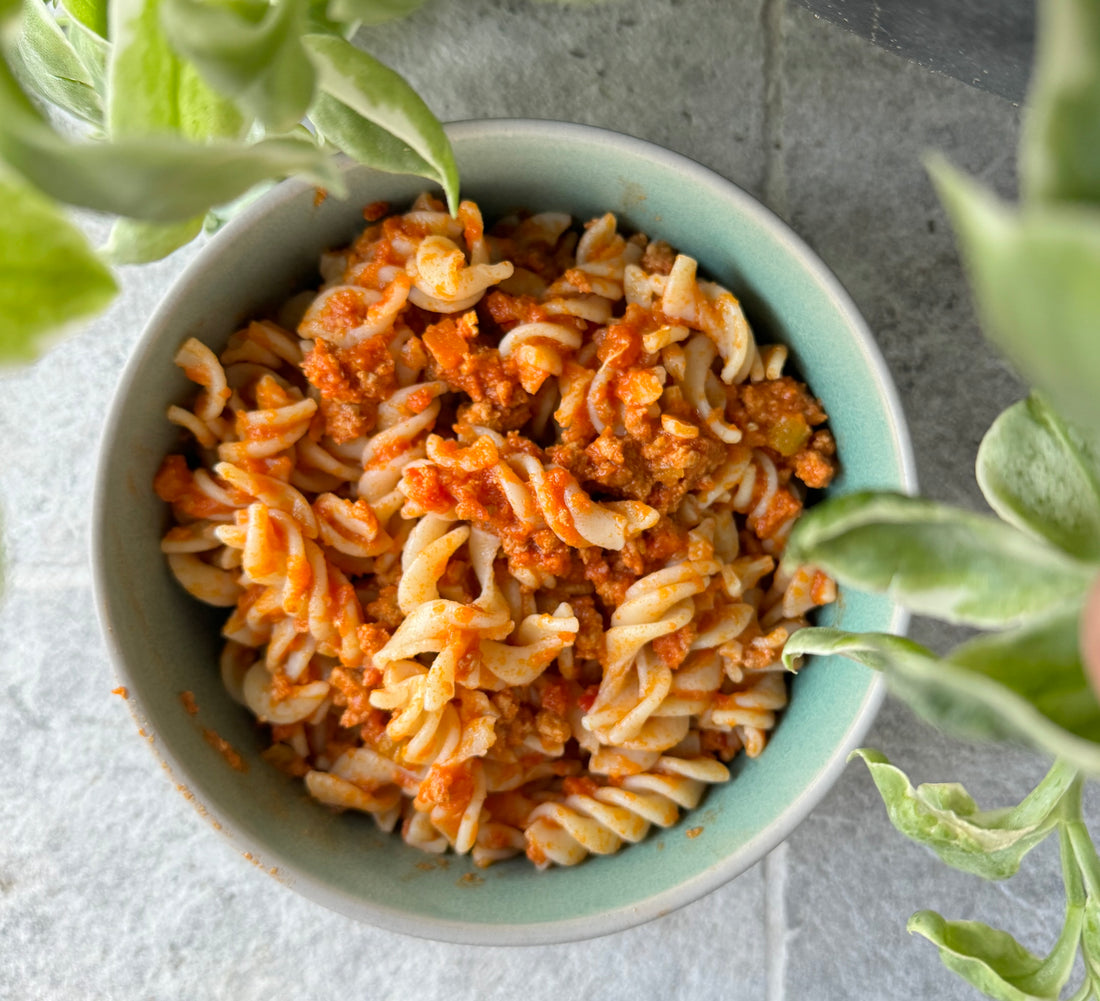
[0,1,1080,998]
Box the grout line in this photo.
[761,0,789,218]
[764,841,790,1001]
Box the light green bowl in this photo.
[93,119,915,945]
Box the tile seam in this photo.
[761,0,789,217]
[764,842,790,1001]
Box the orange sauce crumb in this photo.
[111,686,129,699]
[363,200,390,222]
[686,827,703,840]
[202,728,248,772]
[179,690,198,716]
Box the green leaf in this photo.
[850,750,1071,880]
[1081,897,1100,988]
[302,33,458,212]
[10,0,103,125]
[159,0,316,133]
[1068,821,1100,900]
[0,59,340,221]
[103,216,204,264]
[783,629,1100,773]
[1022,0,1100,205]
[201,177,275,233]
[67,17,110,93]
[0,166,117,362]
[978,394,1100,562]
[310,90,439,179]
[325,0,425,25]
[785,491,1094,628]
[950,605,1100,745]
[908,905,1083,1001]
[931,157,1100,433]
[108,0,246,141]
[59,0,107,36]
[303,0,346,35]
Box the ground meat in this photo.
[482,290,548,331]
[639,518,691,569]
[582,545,644,610]
[641,239,676,275]
[651,621,697,670]
[535,708,571,744]
[749,484,802,541]
[415,760,476,814]
[329,665,383,728]
[365,586,402,630]
[301,335,397,440]
[317,398,372,443]
[546,422,725,515]
[641,431,727,513]
[421,315,534,431]
[569,594,604,661]
[793,429,837,489]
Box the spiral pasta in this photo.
[155,192,839,868]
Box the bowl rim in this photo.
[91,117,916,946]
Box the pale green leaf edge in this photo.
[783,629,1100,775]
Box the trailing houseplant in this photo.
[783,0,1100,996]
[0,0,456,361]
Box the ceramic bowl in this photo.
[93,119,915,945]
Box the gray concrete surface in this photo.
[0,1,1082,998]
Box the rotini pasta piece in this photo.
[217,395,317,463]
[599,560,719,680]
[304,769,404,818]
[160,520,223,554]
[475,603,580,688]
[374,521,511,709]
[216,503,365,666]
[294,436,364,488]
[408,235,514,313]
[241,660,330,725]
[402,806,450,854]
[498,454,659,551]
[174,337,231,422]
[360,381,447,513]
[313,493,391,559]
[699,672,789,758]
[413,757,488,854]
[676,332,745,443]
[583,561,730,747]
[547,212,643,301]
[222,320,304,369]
[165,552,242,607]
[660,254,761,385]
[263,617,317,681]
[215,461,318,537]
[298,274,412,347]
[523,752,729,868]
[497,321,583,394]
[471,821,528,867]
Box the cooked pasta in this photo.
[155,194,838,868]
